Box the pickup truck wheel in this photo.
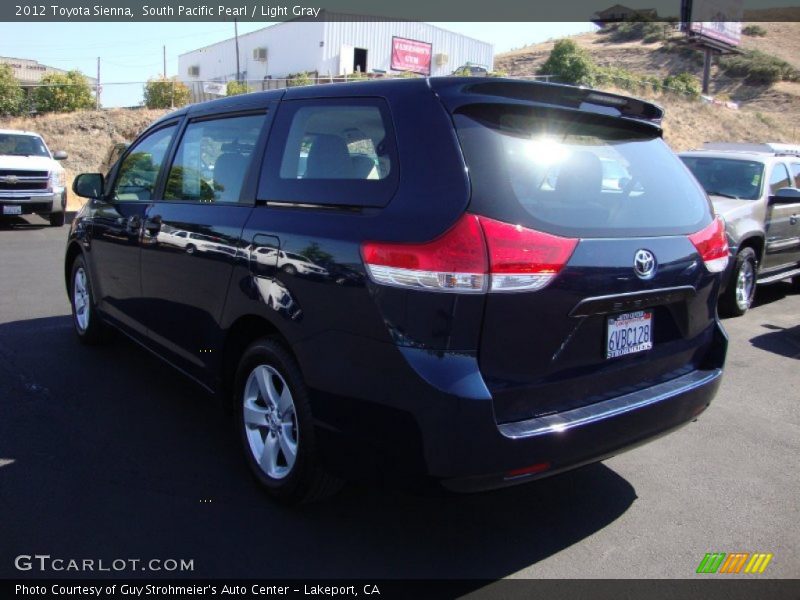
[235,337,342,504]
[719,247,756,318]
[49,211,65,227]
[70,255,110,344]
[791,276,800,293]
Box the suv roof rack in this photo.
[701,142,800,157]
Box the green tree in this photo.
[33,70,94,113]
[0,64,24,115]
[285,72,313,87]
[226,80,251,96]
[539,39,596,86]
[143,77,191,109]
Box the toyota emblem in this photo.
[634,249,656,279]
[5,175,18,185]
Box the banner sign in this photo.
[688,21,742,47]
[685,0,744,47]
[202,82,227,96]
[390,37,432,75]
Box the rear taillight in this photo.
[688,216,729,273]
[478,216,578,292]
[361,214,488,293]
[361,214,577,294]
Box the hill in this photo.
[0,108,168,209]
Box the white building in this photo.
[178,14,494,97]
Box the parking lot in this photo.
[0,216,798,580]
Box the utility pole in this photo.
[96,56,101,110]
[234,19,241,84]
[163,45,167,78]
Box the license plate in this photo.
[2,205,22,215]
[606,310,653,359]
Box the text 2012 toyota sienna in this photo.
[66,78,729,503]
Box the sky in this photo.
[0,22,593,107]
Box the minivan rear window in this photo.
[454,104,711,238]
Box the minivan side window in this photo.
[769,163,791,195]
[259,98,399,207]
[113,124,176,202]
[164,114,266,204]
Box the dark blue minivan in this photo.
[67,78,729,503]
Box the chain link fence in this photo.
[8,71,711,112]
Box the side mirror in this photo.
[72,173,104,198]
[769,188,800,204]
[53,150,68,160]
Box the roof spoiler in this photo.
[430,78,664,127]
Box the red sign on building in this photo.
[390,36,432,75]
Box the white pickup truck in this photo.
[0,129,68,226]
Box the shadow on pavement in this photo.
[750,324,800,360]
[0,215,49,230]
[752,281,795,310]
[0,315,637,580]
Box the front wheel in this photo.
[719,247,757,318]
[70,255,110,344]
[234,338,341,504]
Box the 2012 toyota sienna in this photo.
[66,78,729,503]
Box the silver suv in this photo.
[680,143,800,316]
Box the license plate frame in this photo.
[606,310,653,359]
[2,205,22,215]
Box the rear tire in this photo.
[49,211,65,227]
[69,255,110,345]
[791,275,800,293]
[719,247,757,318]
[234,337,342,504]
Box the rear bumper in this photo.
[304,319,727,490]
[442,366,722,492]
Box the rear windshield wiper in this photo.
[706,190,739,200]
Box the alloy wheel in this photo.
[735,259,755,311]
[242,365,299,480]
[73,267,90,332]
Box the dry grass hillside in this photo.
[0,108,168,208]
[497,21,800,150]
[2,27,798,212]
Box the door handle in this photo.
[144,216,162,235]
[790,214,798,226]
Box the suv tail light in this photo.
[688,216,729,273]
[361,214,578,293]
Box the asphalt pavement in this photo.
[0,215,798,580]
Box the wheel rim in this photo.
[735,259,755,311]
[243,365,298,480]
[73,267,90,332]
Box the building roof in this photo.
[0,56,98,85]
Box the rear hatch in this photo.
[442,82,726,423]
